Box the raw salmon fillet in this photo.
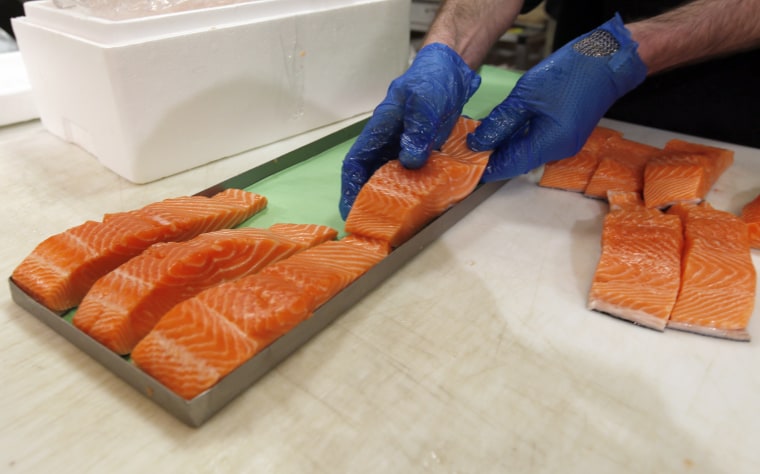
[587,191,683,330]
[643,152,709,209]
[131,235,389,399]
[584,138,662,199]
[667,202,755,341]
[73,223,337,354]
[665,139,734,191]
[344,116,491,247]
[643,140,734,209]
[539,126,623,192]
[741,193,760,249]
[11,189,267,312]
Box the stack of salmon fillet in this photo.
[540,126,758,340]
[539,126,735,207]
[11,117,490,400]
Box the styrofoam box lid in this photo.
[23,0,381,46]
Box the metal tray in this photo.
[8,119,505,427]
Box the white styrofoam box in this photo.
[0,52,39,126]
[11,0,410,183]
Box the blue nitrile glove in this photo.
[339,43,481,219]
[468,13,647,181]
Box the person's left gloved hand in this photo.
[339,43,481,219]
[468,13,648,181]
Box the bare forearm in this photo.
[422,0,525,69]
[628,0,760,75]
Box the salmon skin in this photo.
[667,202,755,341]
[72,223,337,355]
[741,193,760,249]
[539,126,623,192]
[643,140,734,209]
[131,235,389,400]
[344,116,491,247]
[588,191,683,331]
[11,189,267,312]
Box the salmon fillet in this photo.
[643,141,733,209]
[11,189,267,312]
[643,152,709,209]
[73,223,337,354]
[667,202,755,341]
[664,139,734,194]
[584,138,662,199]
[587,191,683,330]
[741,193,760,249]
[344,116,491,247]
[539,126,623,192]
[131,236,389,399]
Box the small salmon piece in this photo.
[539,150,601,193]
[344,116,491,247]
[539,126,623,192]
[132,237,389,399]
[741,193,760,248]
[582,127,626,155]
[584,138,662,199]
[588,191,683,331]
[643,152,708,209]
[11,189,267,312]
[607,189,645,211]
[664,139,734,195]
[73,224,337,355]
[667,202,755,341]
[643,141,733,209]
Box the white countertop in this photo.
[2,116,760,473]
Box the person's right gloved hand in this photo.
[339,43,481,220]
[468,13,648,181]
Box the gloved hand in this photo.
[468,13,648,181]
[339,43,481,219]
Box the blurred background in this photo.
[1,0,26,52]
[410,0,552,71]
